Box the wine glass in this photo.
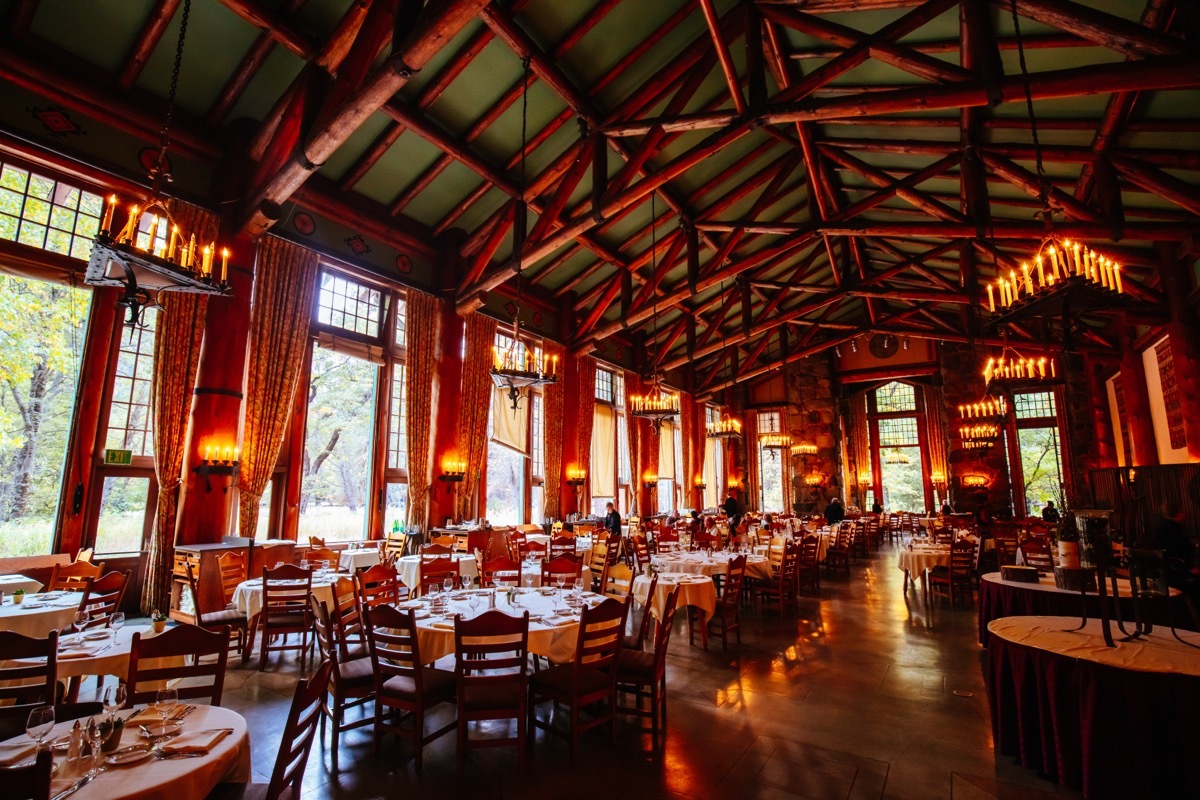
[101,683,127,721]
[73,611,89,643]
[443,576,455,596]
[556,575,567,609]
[468,593,481,618]
[85,715,108,776]
[26,706,54,752]
[300,559,310,572]
[154,687,179,734]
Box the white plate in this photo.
[106,747,153,766]
[83,630,109,641]
[139,721,182,738]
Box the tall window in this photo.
[531,392,544,523]
[1012,391,1064,516]
[591,367,621,516]
[0,162,103,260]
[487,331,531,526]
[756,410,785,512]
[703,406,723,509]
[869,380,927,513]
[0,274,89,556]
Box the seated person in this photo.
[824,496,845,525]
[1041,500,1061,523]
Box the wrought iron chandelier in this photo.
[490,56,558,412]
[982,347,1058,390]
[85,0,230,328]
[706,414,742,439]
[629,192,679,425]
[883,451,912,465]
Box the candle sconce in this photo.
[438,459,467,493]
[194,447,240,493]
[565,466,587,487]
[642,472,659,490]
[962,474,989,488]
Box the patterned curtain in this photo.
[405,291,439,529]
[237,236,320,539]
[542,340,566,519]
[923,385,949,487]
[679,391,695,494]
[624,370,641,514]
[573,356,597,512]
[141,201,214,613]
[456,313,497,519]
[743,411,759,512]
[848,391,871,486]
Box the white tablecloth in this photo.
[651,552,772,581]
[980,572,1181,599]
[231,576,339,620]
[338,548,380,572]
[0,592,82,637]
[4,625,180,692]
[16,704,252,800]
[897,546,950,576]
[632,574,716,620]
[988,615,1200,675]
[413,590,585,664]
[0,574,43,595]
[397,554,478,590]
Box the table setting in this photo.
[396,553,479,590]
[231,566,344,620]
[651,551,772,581]
[0,590,84,638]
[632,572,716,626]
[336,548,380,573]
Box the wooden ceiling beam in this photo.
[994,0,1186,58]
[1111,155,1200,217]
[217,0,319,61]
[788,31,1084,59]
[981,152,1108,224]
[118,0,181,89]
[697,0,746,114]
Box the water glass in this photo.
[443,576,455,595]
[468,594,481,617]
[101,683,127,720]
[154,687,179,733]
[109,612,125,637]
[26,706,54,751]
[85,716,107,777]
[73,611,89,641]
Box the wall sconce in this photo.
[565,466,587,487]
[693,476,706,491]
[962,474,989,488]
[804,472,824,487]
[857,471,871,488]
[438,457,467,484]
[642,471,659,490]
[727,476,740,490]
[194,444,240,493]
[930,471,947,489]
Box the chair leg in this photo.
[330,696,340,773]
[570,704,580,763]
[456,713,467,775]
[413,709,423,775]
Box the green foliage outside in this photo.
[880,447,926,513]
[1019,426,1064,515]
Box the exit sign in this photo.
[103,449,133,465]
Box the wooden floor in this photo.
[107,544,1080,799]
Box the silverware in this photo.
[172,705,196,721]
[49,773,95,800]
[152,749,206,759]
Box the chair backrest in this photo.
[47,559,104,592]
[1018,538,1054,571]
[518,540,546,559]
[454,609,529,713]
[186,563,217,620]
[355,563,402,611]
[550,521,564,534]
[601,562,634,600]
[507,531,527,561]
[541,555,583,588]
[720,555,747,610]
[431,534,457,548]
[262,563,313,623]
[628,573,657,648]
[217,551,247,606]
[571,598,627,678]
[649,586,681,680]
[420,555,460,595]
[949,540,976,574]
[798,534,820,567]
[656,530,680,553]
[3,748,52,800]
[383,529,407,559]
[479,556,521,588]
[0,631,58,705]
[329,575,365,658]
[305,547,340,569]
[777,543,799,584]
[127,623,229,705]
[548,536,576,560]
[76,547,94,563]
[310,594,339,672]
[307,536,326,547]
[263,659,332,800]
[80,570,128,624]
[628,534,649,570]
[366,605,426,694]
[421,543,454,556]
[587,542,609,578]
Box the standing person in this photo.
[940,500,953,516]
[1155,501,1199,625]
[722,492,741,531]
[603,501,622,538]
[1041,500,1061,523]
[871,500,884,515]
[825,496,845,525]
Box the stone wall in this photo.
[783,356,841,513]
[939,342,1013,515]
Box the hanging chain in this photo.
[150,0,191,192]
[512,55,532,343]
[650,191,659,383]
[1008,0,1052,223]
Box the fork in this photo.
[152,749,206,759]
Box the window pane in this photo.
[591,496,613,517]
[316,270,383,338]
[757,444,785,512]
[388,364,407,471]
[657,479,674,515]
[880,448,924,513]
[531,394,544,477]
[595,369,614,402]
[0,275,89,556]
[875,381,916,413]
[94,476,149,554]
[878,416,919,448]
[1014,391,1056,420]
[299,348,378,542]
[531,485,544,525]
[613,372,625,407]
[106,309,157,457]
[386,482,409,531]
[616,413,630,484]
[0,162,101,260]
[395,296,407,348]
[756,410,781,433]
[1018,426,1063,514]
[252,481,272,541]
[486,439,524,525]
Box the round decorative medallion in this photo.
[293,211,316,235]
[869,333,900,359]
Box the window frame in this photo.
[866,380,931,513]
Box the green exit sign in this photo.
[103,449,133,465]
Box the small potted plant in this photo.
[151,609,168,633]
[11,588,24,605]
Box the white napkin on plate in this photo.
[159,729,229,755]
[0,739,35,766]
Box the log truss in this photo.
[2,0,1198,398]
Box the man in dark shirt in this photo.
[1042,500,1061,523]
[603,502,621,537]
[1155,501,1198,588]
[722,494,738,518]
[825,497,845,525]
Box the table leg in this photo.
[919,570,929,594]
[903,569,912,592]
[697,609,709,649]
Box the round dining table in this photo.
[231,573,341,620]
[0,574,44,595]
[632,573,716,646]
[896,544,951,591]
[337,547,380,573]
[396,554,478,590]
[987,615,1200,799]
[0,591,82,638]
[652,551,772,581]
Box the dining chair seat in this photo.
[337,654,376,689]
[614,649,655,681]
[528,663,611,697]
[378,667,456,703]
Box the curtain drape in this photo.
[456,313,497,520]
[573,356,597,511]
[744,412,759,512]
[590,405,615,496]
[542,341,565,519]
[849,392,871,486]
[923,384,949,488]
[141,201,214,613]
[405,291,439,530]
[237,236,320,540]
[679,393,694,492]
[659,421,675,479]
[704,438,719,509]
[492,386,529,452]
[624,371,640,515]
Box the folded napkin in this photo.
[0,739,36,766]
[127,707,175,725]
[430,621,456,631]
[58,647,100,660]
[543,616,577,627]
[159,729,229,755]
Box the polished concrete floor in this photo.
[131,544,1081,799]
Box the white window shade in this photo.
[591,405,615,496]
[659,421,675,479]
[704,438,719,509]
[492,386,529,453]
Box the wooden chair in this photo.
[849,520,870,560]
[693,555,745,650]
[548,536,576,560]
[932,524,955,546]
[623,573,656,651]
[75,547,94,563]
[310,596,374,772]
[994,528,1020,568]
[430,534,457,548]
[356,563,404,611]
[383,528,408,561]
[528,597,629,762]
[627,534,650,572]
[420,543,454,557]
[0,701,100,743]
[617,586,680,748]
[1019,538,1054,572]
[186,564,250,664]
[47,559,104,592]
[757,543,800,616]
[796,534,821,593]
[78,570,128,626]
[929,540,977,606]
[600,562,634,602]
[506,531,527,561]
[586,542,610,592]
[305,547,340,569]
[329,575,366,660]
[419,555,460,596]
[308,536,326,547]
[2,748,51,800]
[258,564,314,671]
[365,605,455,774]
[478,556,521,588]
[541,554,582,589]
[692,529,718,552]
[127,623,229,705]
[655,530,681,553]
[208,660,333,800]
[453,609,531,773]
[217,551,248,606]
[0,631,58,707]
[518,540,547,561]
[825,526,852,577]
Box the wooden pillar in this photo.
[431,236,466,526]
[1085,354,1118,468]
[175,232,255,546]
[560,354,581,516]
[1158,244,1200,460]
[1118,316,1159,467]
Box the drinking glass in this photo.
[73,611,89,642]
[154,687,179,734]
[101,683,127,720]
[468,594,481,618]
[443,576,455,595]
[109,611,125,637]
[85,716,108,776]
[300,559,310,572]
[26,706,54,752]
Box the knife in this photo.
[50,773,95,800]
